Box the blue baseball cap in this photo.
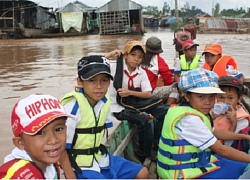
[178,68,225,94]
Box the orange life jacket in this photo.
[203,55,237,78]
[214,105,250,131]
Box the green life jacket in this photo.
[61,88,110,169]
[180,54,200,72]
[157,106,219,179]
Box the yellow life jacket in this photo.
[61,88,110,168]
[180,54,200,72]
[157,106,219,179]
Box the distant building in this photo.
[98,0,145,35]
[197,17,250,33]
[0,0,56,38]
[57,0,98,33]
[143,15,159,27]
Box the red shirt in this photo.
[142,54,173,90]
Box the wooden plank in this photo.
[113,126,137,156]
[148,162,157,179]
[122,121,136,157]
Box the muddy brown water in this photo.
[0,28,250,163]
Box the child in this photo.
[213,75,250,147]
[109,40,169,161]
[0,94,70,179]
[173,39,202,82]
[202,43,244,83]
[59,55,148,179]
[157,68,250,179]
[140,36,174,100]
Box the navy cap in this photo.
[77,55,113,80]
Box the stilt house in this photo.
[98,0,144,35]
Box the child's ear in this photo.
[77,77,84,87]
[183,92,190,102]
[123,53,128,59]
[238,95,242,103]
[12,137,25,150]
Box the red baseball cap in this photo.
[182,39,199,50]
[11,94,73,137]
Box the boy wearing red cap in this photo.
[173,39,203,82]
[202,43,244,83]
[0,94,71,179]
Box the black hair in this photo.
[219,85,242,98]
[141,52,155,67]
[130,46,145,54]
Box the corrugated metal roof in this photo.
[206,18,227,29]
[58,1,97,12]
[98,0,142,12]
[198,17,250,33]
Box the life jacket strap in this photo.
[75,125,106,134]
[67,144,108,173]
[157,159,212,170]
[160,135,191,146]
[158,148,211,162]
[67,144,107,155]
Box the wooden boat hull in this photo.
[18,23,58,38]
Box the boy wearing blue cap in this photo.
[157,68,250,179]
[59,55,148,179]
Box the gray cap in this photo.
[146,36,163,54]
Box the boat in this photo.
[18,23,59,38]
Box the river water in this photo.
[0,28,250,163]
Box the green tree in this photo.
[220,7,246,17]
[183,2,190,12]
[162,2,170,16]
[212,3,220,17]
[143,5,159,15]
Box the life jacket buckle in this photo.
[169,140,175,146]
[191,163,196,168]
[191,152,198,159]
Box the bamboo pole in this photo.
[175,0,179,29]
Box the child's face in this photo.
[15,118,67,172]
[79,74,110,107]
[124,49,144,72]
[204,53,220,66]
[185,93,216,115]
[184,46,197,59]
[217,87,240,108]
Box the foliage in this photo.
[220,8,246,17]
[212,3,220,17]
[142,1,249,19]
[143,5,159,15]
[162,2,170,16]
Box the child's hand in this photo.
[226,105,237,124]
[105,49,123,59]
[117,88,131,97]
[210,111,220,119]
